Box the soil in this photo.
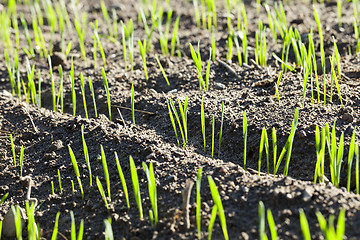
[1,0,360,239]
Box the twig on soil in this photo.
[250,59,264,71]
[22,107,38,133]
[20,176,38,208]
[182,179,194,229]
[116,108,127,130]
[217,59,237,76]
[112,105,156,115]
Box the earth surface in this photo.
[1,0,360,239]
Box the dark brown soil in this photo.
[1,0,360,239]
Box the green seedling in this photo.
[337,0,342,27]
[143,162,158,226]
[121,21,128,71]
[12,205,23,240]
[65,41,72,59]
[100,0,112,37]
[80,73,88,119]
[37,70,42,107]
[0,193,9,205]
[314,126,326,183]
[274,108,299,176]
[96,177,109,210]
[258,201,266,240]
[316,209,345,239]
[69,57,75,115]
[129,31,134,71]
[130,156,143,219]
[234,32,242,66]
[267,209,278,240]
[255,20,267,67]
[189,42,205,90]
[347,127,357,192]
[329,54,343,106]
[208,176,228,240]
[196,168,202,239]
[155,55,170,85]
[25,201,37,240]
[115,152,129,208]
[328,122,344,188]
[57,65,64,112]
[193,0,201,28]
[57,169,63,194]
[104,218,114,240]
[299,209,311,240]
[50,212,61,240]
[218,102,224,156]
[92,22,107,68]
[74,13,87,61]
[131,82,135,124]
[167,98,180,145]
[333,37,341,80]
[208,203,217,240]
[10,134,16,166]
[19,145,24,177]
[211,28,216,62]
[81,125,92,186]
[201,97,206,151]
[68,145,84,197]
[48,55,56,111]
[25,58,37,105]
[356,145,360,194]
[71,180,75,193]
[167,97,188,148]
[102,68,112,121]
[211,114,215,158]
[170,16,180,56]
[226,33,233,62]
[243,111,247,169]
[51,181,55,195]
[138,39,148,80]
[258,127,269,175]
[274,70,284,103]
[100,145,111,201]
[88,76,98,118]
[20,13,35,57]
[70,211,84,240]
[242,24,248,65]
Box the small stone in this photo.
[302,188,313,202]
[298,130,307,139]
[167,89,178,94]
[241,232,249,240]
[215,82,226,90]
[342,113,354,123]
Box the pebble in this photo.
[214,82,226,90]
[241,232,249,240]
[302,188,313,202]
[342,113,354,123]
[167,89,178,94]
[298,130,307,139]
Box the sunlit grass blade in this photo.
[115,152,129,208]
[208,176,228,240]
[130,156,143,219]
